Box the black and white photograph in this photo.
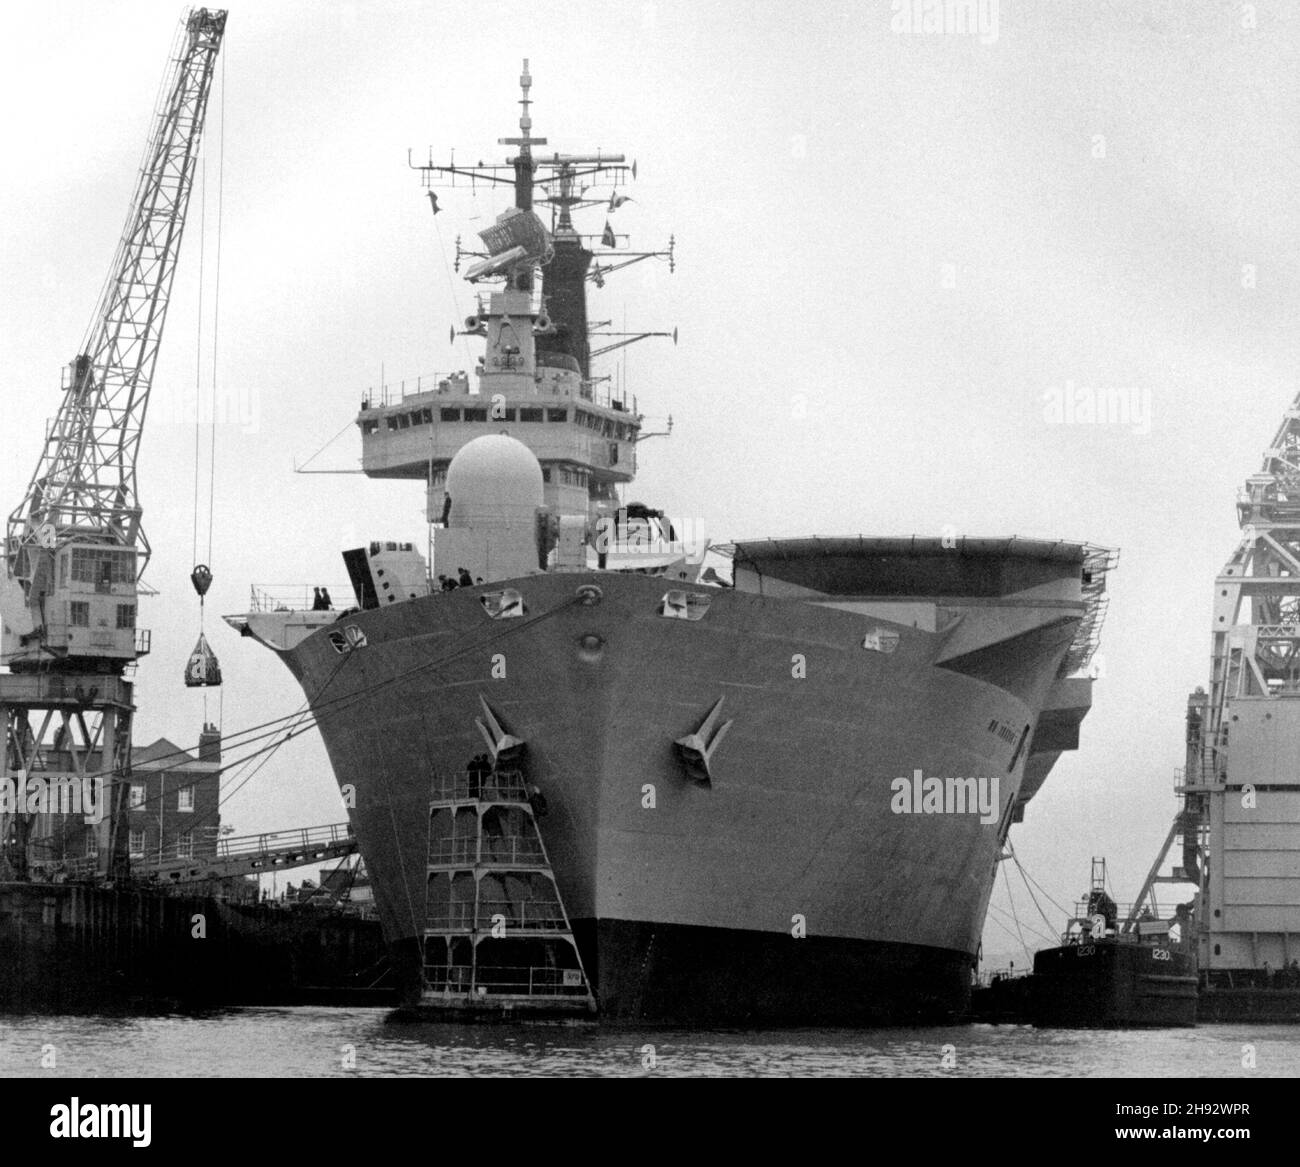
[0,0,1297,1116]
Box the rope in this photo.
[206,44,224,572]
[1010,848,1071,917]
[1000,861,1032,962]
[192,153,205,572]
[1008,842,1063,939]
[111,591,583,811]
[297,419,357,472]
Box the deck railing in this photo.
[421,964,588,997]
[429,770,529,803]
[424,900,566,931]
[428,835,545,866]
[248,584,355,613]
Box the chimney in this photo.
[198,722,221,764]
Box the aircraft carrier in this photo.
[229,62,1113,1024]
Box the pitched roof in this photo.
[133,737,198,767]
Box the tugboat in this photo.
[1030,859,1197,1027]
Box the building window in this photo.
[70,601,89,627]
[84,832,99,859]
[177,830,193,860]
[129,829,146,857]
[116,603,136,629]
[177,786,194,813]
[130,783,146,809]
[70,548,135,586]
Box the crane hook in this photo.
[191,564,213,599]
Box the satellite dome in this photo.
[445,433,544,527]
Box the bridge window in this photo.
[362,420,379,436]
[386,416,399,431]
[547,408,567,422]
[520,407,543,422]
[464,408,488,422]
[500,407,517,421]
[116,603,136,629]
[440,408,460,422]
[70,602,89,627]
[398,414,411,429]
[542,468,551,483]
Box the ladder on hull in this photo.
[420,765,595,1015]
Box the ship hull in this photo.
[255,569,1082,1024]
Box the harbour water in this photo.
[1,1010,1296,1077]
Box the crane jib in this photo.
[1,9,226,677]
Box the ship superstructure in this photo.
[228,63,1113,1023]
[359,61,683,584]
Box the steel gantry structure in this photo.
[1131,389,1300,979]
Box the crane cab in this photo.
[1,542,144,668]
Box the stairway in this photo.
[420,766,596,1015]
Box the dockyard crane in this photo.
[0,9,226,881]
[1127,388,1300,979]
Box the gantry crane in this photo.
[1129,389,1300,981]
[0,9,226,881]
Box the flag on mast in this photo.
[601,220,616,248]
[608,192,631,211]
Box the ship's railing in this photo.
[421,964,588,997]
[361,372,473,409]
[427,836,546,866]
[578,380,637,414]
[424,900,567,931]
[1062,544,1120,677]
[428,770,529,803]
[975,966,1031,987]
[1067,901,1182,940]
[248,584,354,613]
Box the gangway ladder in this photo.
[421,768,596,1015]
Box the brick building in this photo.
[126,724,222,866]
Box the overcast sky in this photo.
[2,0,1297,964]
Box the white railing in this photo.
[248,584,353,613]
[421,964,588,997]
[361,372,472,409]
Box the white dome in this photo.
[445,433,544,526]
